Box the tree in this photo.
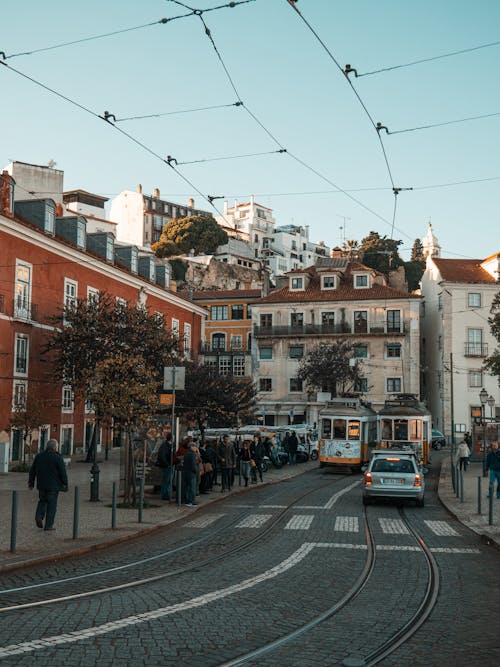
[360,231,403,274]
[176,361,257,433]
[403,237,426,291]
[298,340,364,397]
[152,215,228,257]
[410,238,424,263]
[484,292,500,380]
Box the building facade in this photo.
[250,259,421,427]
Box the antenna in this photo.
[336,214,351,245]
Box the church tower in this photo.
[422,223,441,258]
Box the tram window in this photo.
[381,420,392,439]
[321,419,332,438]
[409,420,421,440]
[394,420,408,440]
[348,421,360,440]
[333,419,346,438]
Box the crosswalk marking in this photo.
[379,518,409,535]
[285,515,314,530]
[185,514,225,528]
[236,514,273,528]
[424,520,459,536]
[334,516,359,533]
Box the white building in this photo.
[219,196,275,258]
[421,234,500,442]
[5,160,64,208]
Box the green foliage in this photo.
[484,291,500,379]
[410,238,424,263]
[404,261,425,292]
[360,231,403,274]
[298,340,363,397]
[169,258,187,281]
[152,215,228,257]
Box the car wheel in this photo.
[310,450,318,461]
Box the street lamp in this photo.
[487,395,495,422]
[480,388,488,477]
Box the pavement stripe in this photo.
[323,480,361,509]
[424,520,459,536]
[184,514,225,528]
[285,515,314,530]
[334,516,359,533]
[430,547,480,553]
[235,514,273,528]
[377,545,480,554]
[377,545,420,551]
[378,518,409,535]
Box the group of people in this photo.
[453,433,500,499]
[156,432,268,507]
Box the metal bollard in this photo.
[459,470,464,503]
[455,466,460,498]
[176,469,182,507]
[451,464,456,494]
[138,477,144,523]
[73,486,79,539]
[489,484,494,526]
[478,476,482,515]
[10,490,18,553]
[111,481,117,529]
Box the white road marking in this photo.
[377,545,420,551]
[260,504,287,508]
[334,516,359,533]
[235,514,272,528]
[323,481,361,509]
[285,515,314,530]
[424,520,459,536]
[430,548,480,553]
[184,514,225,528]
[379,518,409,535]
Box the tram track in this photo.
[0,472,351,613]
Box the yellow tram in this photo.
[318,399,377,472]
[377,394,431,465]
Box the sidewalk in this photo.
[0,450,317,573]
[437,455,500,548]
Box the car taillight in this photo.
[365,472,372,485]
[413,474,422,487]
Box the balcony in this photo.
[254,320,406,338]
[12,298,38,322]
[464,342,488,357]
[199,343,250,355]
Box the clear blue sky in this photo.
[2,0,499,260]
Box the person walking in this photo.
[239,440,252,487]
[251,434,265,482]
[183,441,198,507]
[486,441,500,499]
[288,431,299,465]
[156,434,173,500]
[218,434,236,492]
[455,440,470,471]
[28,439,68,531]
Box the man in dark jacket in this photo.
[28,439,68,530]
[288,432,299,465]
[156,434,173,500]
[486,441,500,499]
[183,442,198,507]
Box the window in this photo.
[87,287,99,303]
[14,334,29,375]
[106,236,114,262]
[211,305,229,320]
[231,305,244,320]
[387,310,401,333]
[333,419,346,438]
[469,370,483,388]
[354,274,368,288]
[62,385,74,413]
[353,344,368,358]
[260,313,272,328]
[15,261,32,318]
[212,333,226,350]
[130,251,138,274]
[76,221,86,248]
[259,378,272,392]
[387,377,402,393]
[291,312,304,328]
[153,215,163,231]
[230,334,242,350]
[171,318,179,337]
[322,312,335,329]
[259,346,272,360]
[289,377,303,392]
[289,345,304,359]
[233,356,246,377]
[322,275,336,289]
[386,343,402,358]
[291,277,303,290]
[466,328,483,355]
[60,425,74,456]
[355,377,368,393]
[354,311,368,333]
[219,356,231,376]
[45,203,55,234]
[184,323,191,355]
[468,293,481,308]
[116,297,127,307]
[64,279,77,309]
[13,380,27,409]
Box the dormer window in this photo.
[291,276,304,290]
[322,275,336,289]
[354,273,369,288]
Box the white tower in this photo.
[422,223,441,258]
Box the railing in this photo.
[199,343,250,354]
[254,321,406,337]
[12,299,38,322]
[464,343,488,357]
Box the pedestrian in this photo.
[288,431,299,465]
[251,434,265,482]
[183,441,198,507]
[217,434,236,492]
[239,440,252,487]
[455,440,470,471]
[156,434,173,500]
[28,439,68,531]
[464,431,472,462]
[486,441,500,499]
[203,439,217,491]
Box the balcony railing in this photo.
[12,299,38,322]
[254,321,406,338]
[199,343,250,354]
[464,342,488,357]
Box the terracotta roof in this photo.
[433,258,496,284]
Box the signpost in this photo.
[163,366,185,499]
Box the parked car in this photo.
[431,429,446,450]
[362,450,425,507]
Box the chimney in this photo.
[262,266,270,297]
[188,197,194,208]
[153,187,160,199]
[137,184,142,193]
[223,200,228,215]
[0,170,13,216]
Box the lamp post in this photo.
[480,388,488,477]
[487,395,495,423]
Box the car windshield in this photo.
[371,459,415,474]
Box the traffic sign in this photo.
[160,394,174,406]
[163,366,185,391]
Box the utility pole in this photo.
[449,353,455,446]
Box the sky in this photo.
[1,0,500,260]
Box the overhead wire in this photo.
[387,110,500,135]
[177,148,287,165]
[115,101,242,122]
